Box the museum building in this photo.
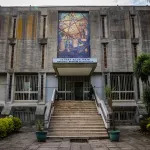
[0,6,149,128]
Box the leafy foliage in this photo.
[140,117,150,132]
[147,123,150,132]
[143,86,150,114]
[0,116,22,138]
[134,53,150,83]
[12,117,22,132]
[36,120,44,131]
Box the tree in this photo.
[134,53,150,84]
[134,53,150,115]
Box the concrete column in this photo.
[11,73,15,103]
[6,73,14,103]
[43,73,46,104]
[6,73,10,103]
[38,73,41,103]
[134,76,138,102]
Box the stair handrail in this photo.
[44,89,57,129]
[93,88,112,129]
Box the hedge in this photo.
[0,116,22,138]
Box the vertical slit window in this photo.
[41,45,45,69]
[10,44,15,69]
[105,74,108,86]
[103,44,107,68]
[102,15,106,38]
[13,17,16,38]
[43,16,46,38]
[137,79,140,99]
[9,75,12,100]
[133,44,137,59]
[131,15,135,38]
[41,75,44,100]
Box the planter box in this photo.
[36,131,47,142]
[109,130,120,142]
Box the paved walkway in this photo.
[0,126,150,150]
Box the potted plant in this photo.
[36,120,47,142]
[105,86,120,142]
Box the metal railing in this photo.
[92,88,112,129]
[44,89,57,128]
[13,111,35,123]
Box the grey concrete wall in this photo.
[91,74,104,100]
[0,75,7,104]
[139,10,150,54]
[46,74,58,103]
[0,6,149,73]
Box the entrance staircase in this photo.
[47,100,108,139]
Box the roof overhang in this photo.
[53,58,97,76]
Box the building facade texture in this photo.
[0,6,149,124]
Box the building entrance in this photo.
[75,82,83,100]
[58,76,90,100]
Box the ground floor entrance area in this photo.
[57,76,90,100]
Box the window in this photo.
[10,44,15,69]
[41,75,44,100]
[110,73,134,100]
[43,16,46,38]
[114,111,135,122]
[133,44,137,59]
[103,43,107,68]
[104,74,108,86]
[41,45,45,69]
[8,75,12,100]
[15,75,38,100]
[131,15,135,38]
[101,15,107,38]
[12,17,16,38]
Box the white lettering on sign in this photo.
[53,58,97,63]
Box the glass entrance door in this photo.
[58,76,90,100]
[75,82,83,100]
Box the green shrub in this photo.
[4,117,14,133]
[12,117,22,132]
[0,120,7,138]
[0,116,22,138]
[147,123,150,132]
[140,117,150,132]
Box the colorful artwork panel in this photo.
[58,12,90,58]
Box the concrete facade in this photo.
[0,6,149,124]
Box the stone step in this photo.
[55,107,96,110]
[50,119,102,122]
[51,115,101,118]
[53,113,99,116]
[48,100,108,139]
[53,112,98,115]
[50,122,104,126]
[47,132,108,137]
[55,100,94,103]
[48,129,106,132]
[53,111,98,113]
[49,126,105,129]
[54,110,97,112]
[50,121,104,125]
[55,107,96,109]
[47,135,108,139]
[55,104,96,106]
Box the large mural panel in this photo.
[58,12,90,58]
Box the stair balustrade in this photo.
[92,87,112,129]
[44,89,57,128]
